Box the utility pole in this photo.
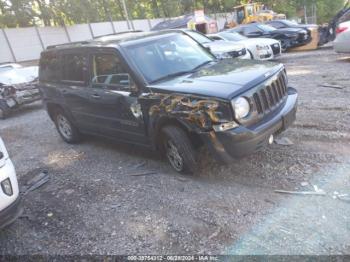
[121,0,131,30]
[304,4,307,24]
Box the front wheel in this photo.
[54,110,81,143]
[161,126,198,174]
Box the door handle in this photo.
[91,94,100,99]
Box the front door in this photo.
[86,51,148,145]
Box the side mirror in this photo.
[205,46,211,52]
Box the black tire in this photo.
[161,125,198,174]
[281,41,288,52]
[54,109,81,143]
[0,100,10,120]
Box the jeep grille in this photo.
[253,72,288,114]
[235,70,289,128]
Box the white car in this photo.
[0,136,21,229]
[0,63,22,73]
[334,21,350,53]
[208,31,282,60]
[176,29,251,60]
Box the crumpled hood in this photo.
[0,66,38,85]
[204,41,245,54]
[149,59,284,100]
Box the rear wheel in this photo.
[161,126,198,174]
[54,110,80,143]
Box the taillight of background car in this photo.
[336,26,348,35]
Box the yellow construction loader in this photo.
[226,2,286,27]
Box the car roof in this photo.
[235,23,261,28]
[0,63,22,68]
[44,30,183,52]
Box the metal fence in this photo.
[0,14,229,64]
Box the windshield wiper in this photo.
[150,70,193,84]
[191,60,213,72]
[150,60,213,84]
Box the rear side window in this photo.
[39,52,60,82]
[61,54,87,82]
[269,22,283,28]
[244,26,260,34]
[91,53,132,91]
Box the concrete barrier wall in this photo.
[90,22,114,37]
[0,14,226,63]
[0,30,14,63]
[38,26,69,48]
[4,27,43,61]
[67,24,93,42]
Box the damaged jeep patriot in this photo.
[39,31,297,173]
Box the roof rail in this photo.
[46,40,90,50]
[93,30,143,39]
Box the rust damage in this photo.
[147,93,232,130]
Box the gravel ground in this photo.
[0,48,349,255]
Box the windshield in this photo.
[283,20,299,26]
[257,24,276,32]
[0,67,38,85]
[123,33,215,83]
[185,30,213,44]
[0,67,12,73]
[220,32,247,41]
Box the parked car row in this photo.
[227,22,311,51]
[207,31,281,60]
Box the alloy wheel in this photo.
[165,139,184,172]
[57,114,73,140]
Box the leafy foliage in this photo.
[0,0,347,28]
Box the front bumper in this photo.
[0,196,22,229]
[202,88,298,163]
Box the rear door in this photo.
[85,50,148,145]
[59,50,96,131]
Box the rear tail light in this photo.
[336,26,348,35]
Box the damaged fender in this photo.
[143,92,233,150]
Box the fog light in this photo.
[268,134,274,145]
[1,178,13,196]
[213,121,239,132]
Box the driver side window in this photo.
[244,26,261,35]
[91,53,132,91]
[271,22,283,28]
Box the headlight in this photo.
[233,97,250,119]
[215,52,232,59]
[1,178,13,196]
[286,33,298,38]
